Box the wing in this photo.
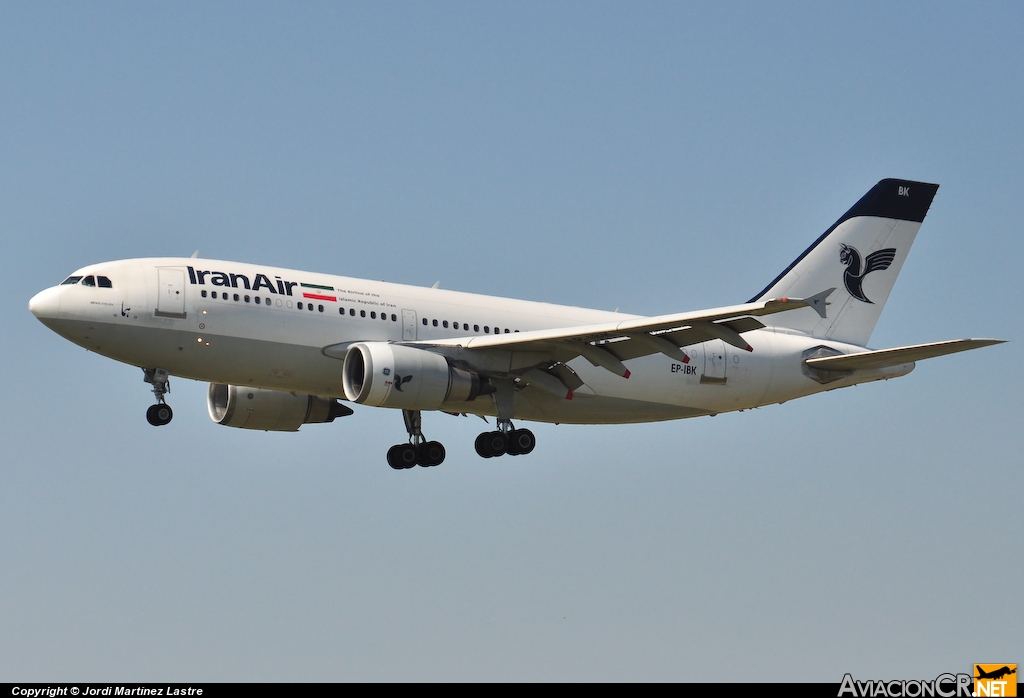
[405,291,833,378]
[863,247,897,274]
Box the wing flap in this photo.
[804,339,1005,372]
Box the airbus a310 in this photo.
[29,179,1003,469]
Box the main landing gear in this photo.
[384,404,536,469]
[472,379,535,458]
[143,368,173,426]
[387,409,446,469]
[474,420,535,458]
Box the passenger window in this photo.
[371,311,377,319]
[298,302,304,310]
[483,326,489,333]
[443,320,448,328]
[474,325,479,332]
[265,298,271,306]
[244,295,250,303]
[61,276,83,285]
[97,276,112,288]
[391,314,397,322]
[81,276,96,287]
[360,310,366,317]
[422,318,427,325]
[432,319,438,327]
[350,309,355,316]
[505,329,510,333]
[308,304,314,312]
[318,305,324,312]
[201,290,207,298]
[233,293,239,301]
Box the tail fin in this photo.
[750,178,939,346]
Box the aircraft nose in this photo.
[29,286,61,320]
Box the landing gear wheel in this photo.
[418,441,446,467]
[389,410,446,470]
[475,432,493,458]
[387,444,419,470]
[507,429,536,456]
[146,403,173,426]
[475,431,507,458]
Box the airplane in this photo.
[28,178,1004,469]
[975,666,1016,681]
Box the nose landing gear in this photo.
[386,409,446,469]
[143,368,173,426]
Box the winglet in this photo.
[802,287,835,319]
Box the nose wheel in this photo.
[143,367,173,427]
[387,410,446,469]
[146,403,173,426]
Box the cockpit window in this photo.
[97,276,112,288]
[61,276,83,285]
[81,276,96,287]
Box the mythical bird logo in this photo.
[383,367,413,391]
[839,244,897,304]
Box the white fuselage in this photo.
[29,258,911,425]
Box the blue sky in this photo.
[1,2,1021,681]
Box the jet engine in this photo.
[342,342,488,409]
[208,384,353,431]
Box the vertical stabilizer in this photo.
[750,179,939,346]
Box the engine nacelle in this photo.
[208,384,352,431]
[342,342,486,409]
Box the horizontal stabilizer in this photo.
[804,338,1005,372]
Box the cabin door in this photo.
[155,268,187,319]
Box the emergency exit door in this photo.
[700,339,728,385]
[402,309,417,340]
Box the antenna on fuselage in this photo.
[191,250,199,258]
[432,281,440,289]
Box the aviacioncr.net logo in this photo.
[974,665,1017,697]
[839,673,973,698]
